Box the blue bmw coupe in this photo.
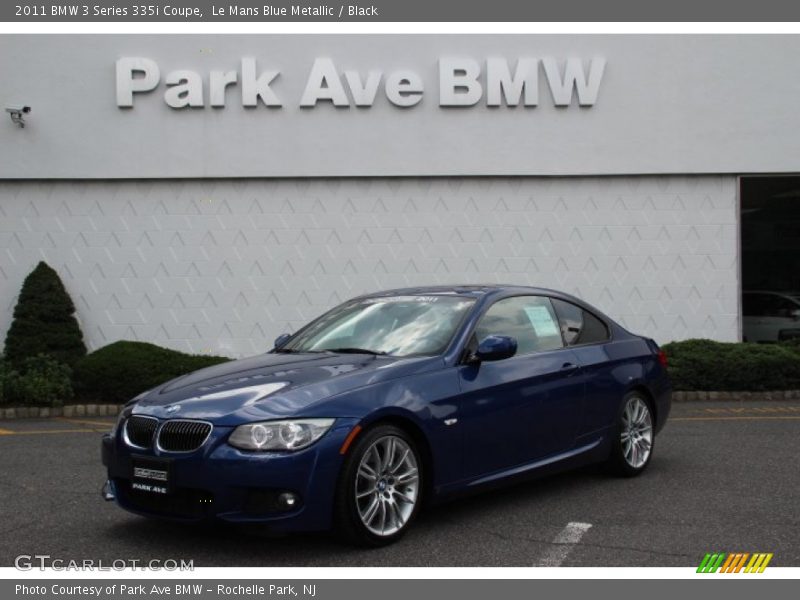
[102,285,671,545]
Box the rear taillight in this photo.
[657,349,668,368]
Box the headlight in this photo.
[228,419,335,451]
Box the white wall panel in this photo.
[2,36,800,179]
[0,175,739,357]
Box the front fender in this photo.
[319,366,463,497]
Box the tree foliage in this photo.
[3,262,87,368]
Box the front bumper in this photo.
[102,417,357,532]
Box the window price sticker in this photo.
[523,305,560,337]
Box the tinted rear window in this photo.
[551,298,610,345]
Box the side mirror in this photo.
[792,309,800,322]
[471,335,517,363]
[274,333,292,349]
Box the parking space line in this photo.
[0,428,107,436]
[0,416,113,436]
[534,522,593,567]
[699,406,800,414]
[58,417,114,427]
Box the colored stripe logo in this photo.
[697,552,773,573]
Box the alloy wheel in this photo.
[354,435,420,537]
[620,396,653,469]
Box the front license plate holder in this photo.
[130,456,172,495]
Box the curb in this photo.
[0,404,123,420]
[672,390,800,402]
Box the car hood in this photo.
[132,351,442,424]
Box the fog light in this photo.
[277,492,298,509]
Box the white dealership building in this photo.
[1,35,798,356]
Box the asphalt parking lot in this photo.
[0,401,798,567]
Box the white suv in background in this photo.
[743,291,800,342]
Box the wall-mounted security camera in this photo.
[6,106,31,128]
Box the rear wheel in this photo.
[605,392,655,477]
[333,424,423,546]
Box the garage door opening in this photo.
[741,176,800,342]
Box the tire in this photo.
[333,424,423,547]
[605,391,655,477]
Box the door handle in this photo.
[561,362,580,373]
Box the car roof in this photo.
[355,284,570,299]
[340,285,628,338]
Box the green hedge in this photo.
[8,335,800,404]
[2,354,73,406]
[73,341,230,404]
[662,339,800,391]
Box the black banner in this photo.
[4,0,800,22]
[3,580,796,600]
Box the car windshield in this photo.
[280,295,476,357]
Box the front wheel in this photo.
[333,424,423,546]
[605,392,655,477]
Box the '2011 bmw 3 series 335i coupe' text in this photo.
[102,285,671,546]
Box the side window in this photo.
[474,296,564,355]
[551,298,610,346]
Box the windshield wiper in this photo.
[324,347,389,356]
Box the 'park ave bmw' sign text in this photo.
[115,56,606,109]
